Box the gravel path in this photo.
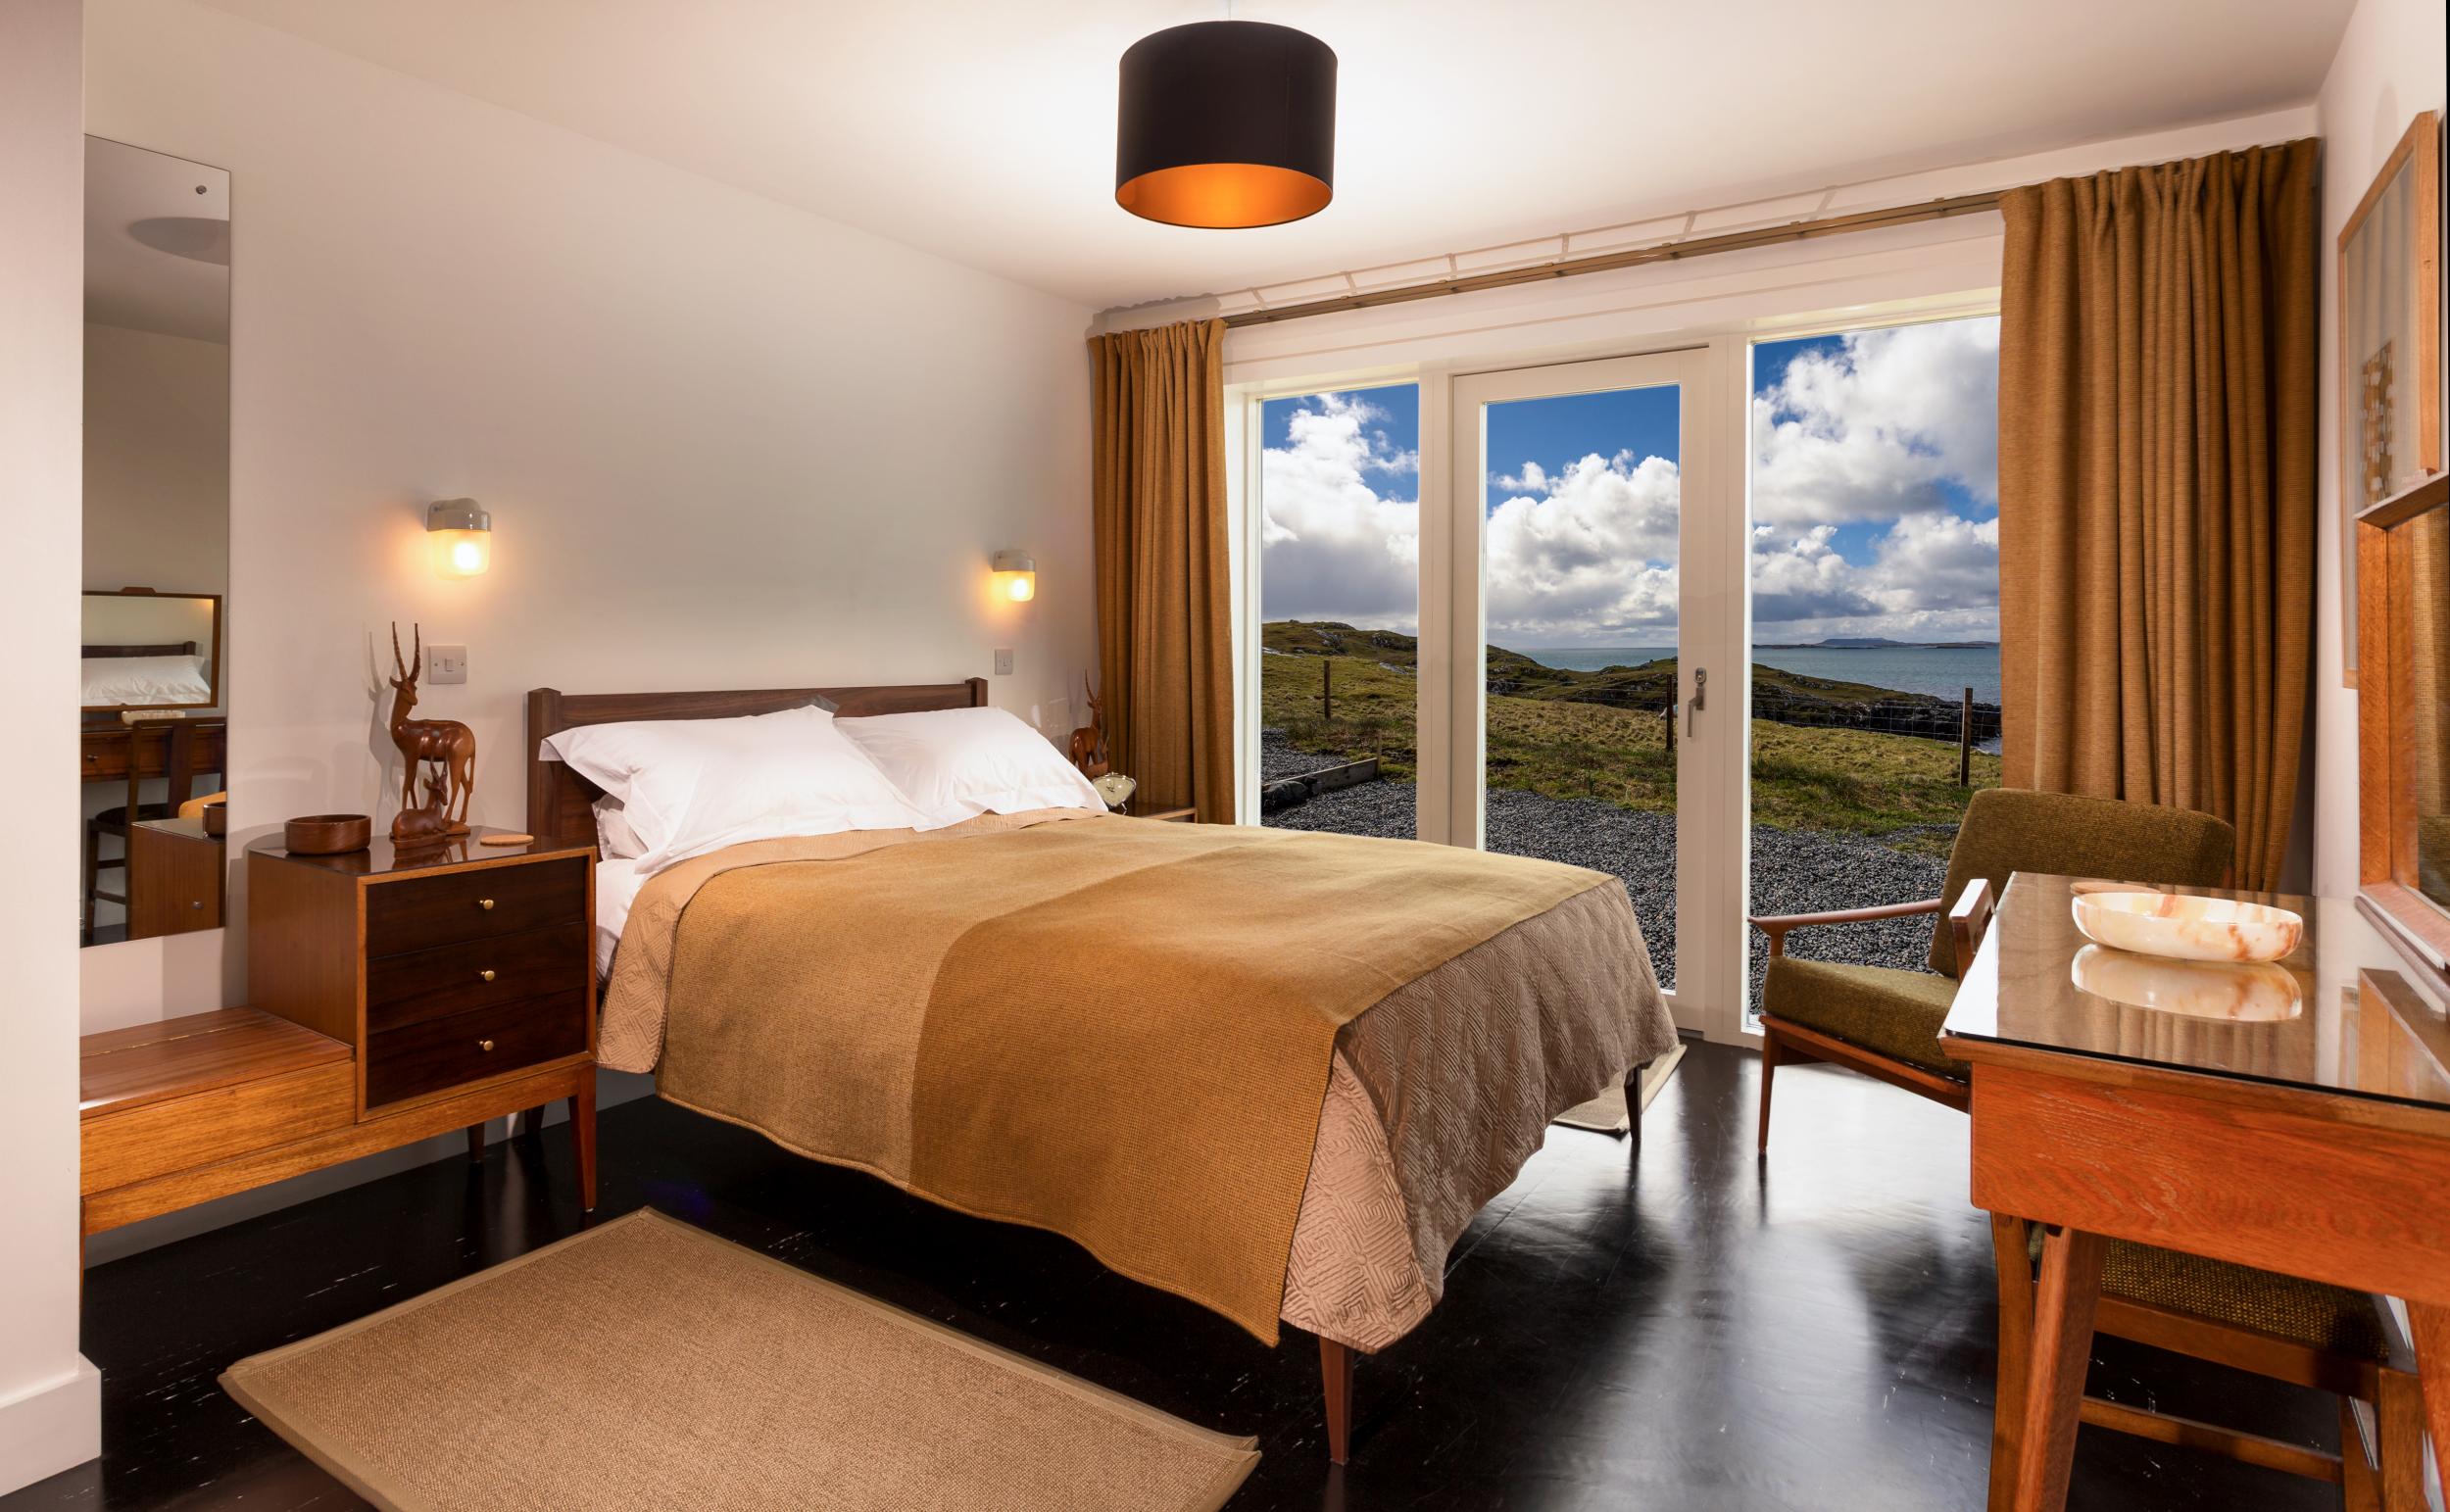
[1262,733,1947,1000]
[1260,736,1362,784]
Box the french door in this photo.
[1427,350,1741,1036]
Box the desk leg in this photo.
[2411,1302,2450,1491]
[1987,1215,2034,1512]
[2011,1226,2103,1512]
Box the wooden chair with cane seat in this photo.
[1749,787,2235,1149]
[1992,1219,2428,1507]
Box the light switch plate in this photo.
[994,648,1015,676]
[426,643,469,684]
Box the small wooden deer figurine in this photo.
[1067,673,1110,779]
[387,621,476,840]
[390,770,457,849]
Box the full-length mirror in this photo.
[81,137,231,948]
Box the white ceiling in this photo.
[86,135,231,343]
[198,0,2351,312]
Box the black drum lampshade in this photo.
[1115,21,1337,229]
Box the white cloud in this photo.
[1751,317,1999,528]
[1746,511,2001,641]
[1260,394,1420,630]
[1486,450,1682,641]
[1259,318,2002,648]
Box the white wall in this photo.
[79,0,1099,1026]
[83,322,230,598]
[0,0,104,1492]
[2313,0,2448,897]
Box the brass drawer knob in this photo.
[478,898,496,910]
[479,969,496,982]
[478,1039,496,1052]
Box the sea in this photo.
[1522,644,2003,707]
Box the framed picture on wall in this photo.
[2338,110,2441,688]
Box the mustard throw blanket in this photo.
[612,814,1616,1341]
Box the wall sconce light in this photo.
[991,550,1036,604]
[427,498,493,578]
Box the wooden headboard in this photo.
[524,678,990,846]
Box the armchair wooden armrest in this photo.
[1945,877,1993,976]
[1747,897,1942,958]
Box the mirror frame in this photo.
[2357,468,2450,984]
[81,586,223,715]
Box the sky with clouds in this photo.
[1258,314,2001,648]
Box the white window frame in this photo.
[1225,261,2002,1046]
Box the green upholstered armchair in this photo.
[1749,788,2235,1152]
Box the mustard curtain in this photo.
[1997,139,2318,889]
[1088,318,1235,821]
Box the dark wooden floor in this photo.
[14,1042,2341,1511]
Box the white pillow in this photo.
[835,706,1106,832]
[592,797,646,860]
[539,706,927,875]
[83,654,210,707]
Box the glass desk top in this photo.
[1940,874,2450,1112]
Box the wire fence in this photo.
[1278,654,2003,789]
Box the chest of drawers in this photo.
[249,830,595,1114]
[80,830,601,1239]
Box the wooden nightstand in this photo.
[74,828,600,1239]
[1137,806,1198,823]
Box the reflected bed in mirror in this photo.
[82,137,230,949]
[83,588,221,712]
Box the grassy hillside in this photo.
[1263,621,2000,854]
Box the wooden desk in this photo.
[81,718,225,789]
[1941,877,2450,1510]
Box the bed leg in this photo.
[1320,1336,1356,1465]
[570,1069,598,1213]
[1625,1059,1649,1155]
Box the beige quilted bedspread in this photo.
[599,811,1674,1350]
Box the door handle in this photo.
[1687,667,1707,739]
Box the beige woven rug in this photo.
[1552,1040,1688,1135]
[221,1209,1258,1512]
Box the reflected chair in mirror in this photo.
[1748,787,2235,1150]
[1992,1219,2426,1504]
[83,720,211,946]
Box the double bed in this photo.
[528,677,1676,1462]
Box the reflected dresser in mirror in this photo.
[81,136,231,948]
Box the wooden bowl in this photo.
[284,813,371,854]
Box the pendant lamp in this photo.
[1115,21,1337,229]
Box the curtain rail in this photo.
[1221,191,2008,328]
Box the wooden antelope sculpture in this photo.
[387,622,476,841]
[1067,672,1110,778]
[390,770,458,847]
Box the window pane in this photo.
[1482,384,1683,993]
[1258,385,1421,840]
[1746,317,2002,1018]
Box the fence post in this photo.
[1322,658,1333,725]
[1664,699,1675,755]
[1957,686,1973,787]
